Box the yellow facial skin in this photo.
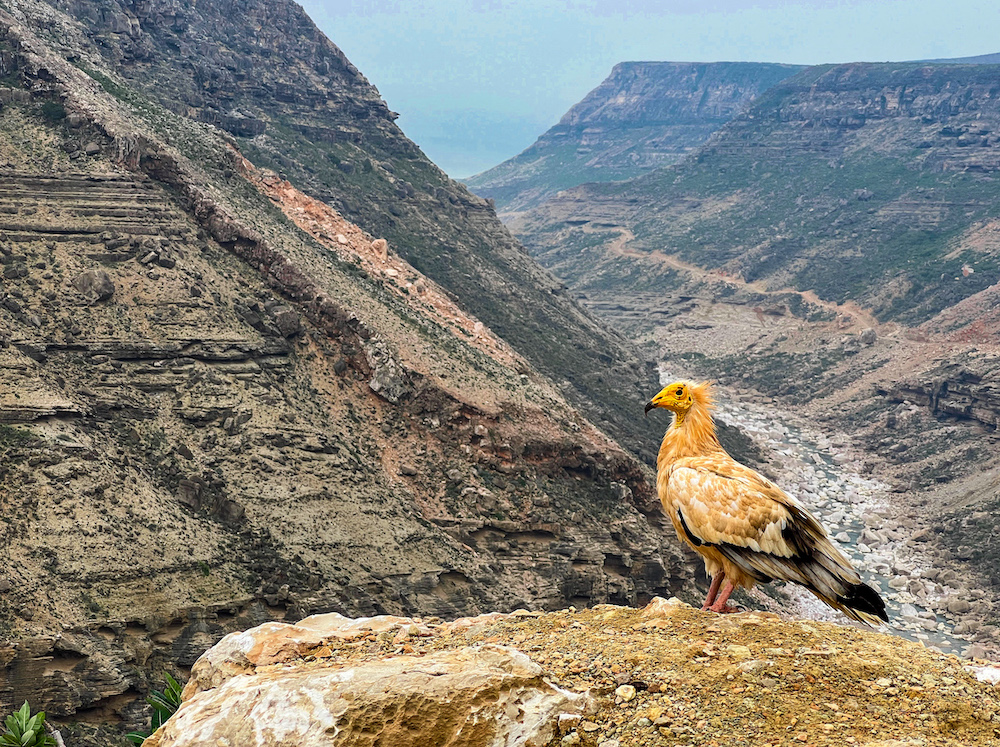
[645,381,695,416]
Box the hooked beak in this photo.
[644,400,656,417]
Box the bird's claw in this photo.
[704,603,742,614]
[713,605,742,614]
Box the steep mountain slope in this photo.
[38,0,675,464]
[465,61,803,214]
[0,3,701,734]
[512,61,1000,330]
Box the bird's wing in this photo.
[666,455,812,555]
[664,453,886,625]
[665,454,852,584]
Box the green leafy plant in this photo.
[1,702,56,747]
[125,674,183,744]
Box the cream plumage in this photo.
[646,379,887,624]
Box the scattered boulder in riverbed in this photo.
[948,598,973,615]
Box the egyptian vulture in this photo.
[646,380,887,625]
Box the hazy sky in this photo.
[298,0,1000,177]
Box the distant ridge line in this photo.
[918,51,1000,64]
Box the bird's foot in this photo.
[700,601,735,612]
[705,580,739,614]
[707,603,741,614]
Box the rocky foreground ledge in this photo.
[144,599,1000,747]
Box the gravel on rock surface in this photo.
[265,600,1000,747]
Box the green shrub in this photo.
[126,673,183,744]
[0,425,32,449]
[1,702,56,747]
[39,101,65,122]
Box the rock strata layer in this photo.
[467,61,802,213]
[0,2,693,727]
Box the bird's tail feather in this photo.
[783,509,889,624]
[718,543,888,625]
[831,580,888,624]
[783,556,888,625]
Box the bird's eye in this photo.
[675,388,684,396]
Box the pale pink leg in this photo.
[707,580,740,614]
[702,572,725,610]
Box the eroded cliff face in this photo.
[33,0,673,465]
[511,62,1000,329]
[0,5,694,732]
[466,61,803,214]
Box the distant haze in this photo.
[299,0,1000,178]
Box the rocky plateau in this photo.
[466,61,803,215]
[142,599,1000,747]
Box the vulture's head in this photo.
[644,379,713,416]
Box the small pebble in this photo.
[615,684,636,702]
